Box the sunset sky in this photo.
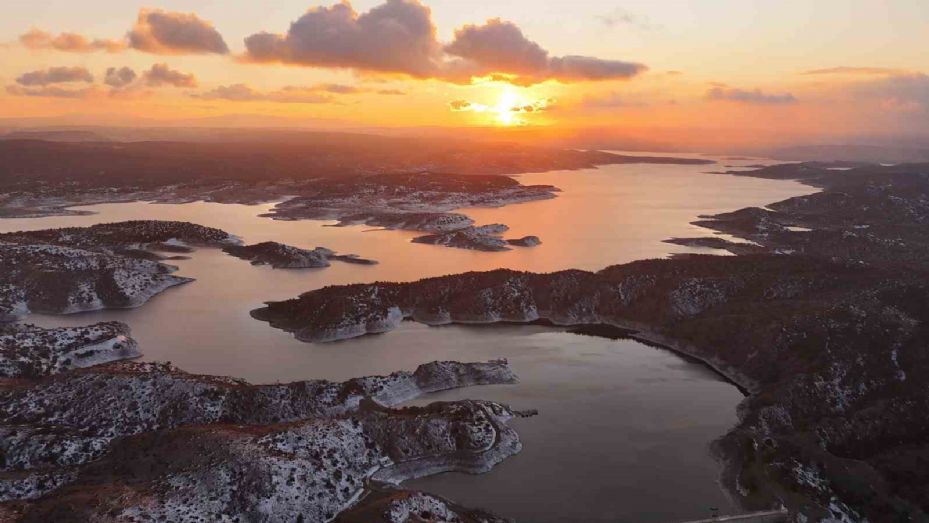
[2,0,928,147]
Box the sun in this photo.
[494,89,521,126]
[451,85,548,126]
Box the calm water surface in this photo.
[1,155,815,522]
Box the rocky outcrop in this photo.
[0,321,521,521]
[334,212,475,233]
[506,235,541,247]
[0,242,192,319]
[664,236,763,255]
[412,224,512,252]
[251,163,929,521]
[412,226,543,252]
[0,322,139,378]
[4,397,519,522]
[0,220,239,254]
[0,221,246,319]
[223,241,377,268]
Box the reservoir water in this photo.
[0,154,815,522]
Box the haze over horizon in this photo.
[1,0,928,150]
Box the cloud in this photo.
[244,0,441,76]
[448,99,487,112]
[581,92,644,108]
[244,0,646,85]
[854,73,929,113]
[448,97,552,113]
[596,8,660,31]
[104,67,137,88]
[445,18,646,83]
[548,55,644,82]
[143,63,197,88]
[195,84,336,104]
[445,19,548,76]
[19,28,125,53]
[195,82,398,102]
[508,98,554,113]
[15,66,93,86]
[802,66,906,76]
[6,85,98,98]
[706,86,797,104]
[128,9,229,55]
[314,83,362,94]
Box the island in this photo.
[264,173,550,251]
[223,241,377,268]
[411,227,542,252]
[250,162,929,521]
[0,221,239,319]
[506,236,542,247]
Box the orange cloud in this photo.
[194,82,402,103]
[6,85,101,99]
[128,9,229,55]
[142,64,197,88]
[802,66,908,76]
[16,66,93,86]
[449,99,483,111]
[19,28,125,53]
[194,84,337,104]
[706,87,797,104]
[104,67,137,88]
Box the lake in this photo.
[0,154,814,522]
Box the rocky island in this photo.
[251,162,929,521]
[224,241,378,268]
[0,221,239,319]
[506,236,542,247]
[0,322,523,522]
[263,172,551,251]
[411,224,540,252]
